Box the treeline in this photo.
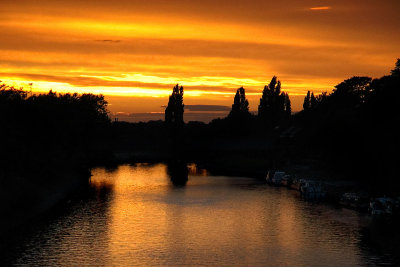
[0,85,113,233]
[226,75,291,125]
[1,59,398,195]
[159,60,400,193]
[0,85,112,179]
[148,76,294,177]
[295,59,400,194]
[163,76,292,137]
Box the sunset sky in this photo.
[1,0,399,122]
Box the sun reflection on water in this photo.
[6,163,395,266]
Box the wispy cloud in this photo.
[94,39,121,43]
[310,6,332,11]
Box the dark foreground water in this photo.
[3,163,400,266]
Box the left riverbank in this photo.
[0,167,91,239]
[0,84,112,239]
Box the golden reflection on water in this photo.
[88,163,365,266]
[9,163,390,266]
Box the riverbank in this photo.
[4,163,400,266]
[109,149,378,212]
[0,168,90,239]
[3,142,389,241]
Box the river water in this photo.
[3,163,399,266]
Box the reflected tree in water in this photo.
[167,160,188,186]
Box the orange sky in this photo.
[1,0,399,122]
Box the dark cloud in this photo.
[94,39,121,43]
[113,111,229,123]
[185,105,230,111]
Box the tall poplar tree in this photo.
[229,87,250,119]
[165,84,184,126]
[303,90,311,111]
[258,76,290,126]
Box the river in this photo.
[3,163,399,266]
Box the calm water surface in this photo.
[3,163,399,266]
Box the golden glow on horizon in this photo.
[2,77,332,98]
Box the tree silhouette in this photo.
[303,90,311,111]
[310,92,317,109]
[284,92,291,119]
[0,83,27,102]
[0,82,111,179]
[229,86,250,119]
[165,84,184,126]
[332,76,372,106]
[258,76,290,126]
[391,58,400,77]
[316,91,328,104]
[294,60,400,194]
